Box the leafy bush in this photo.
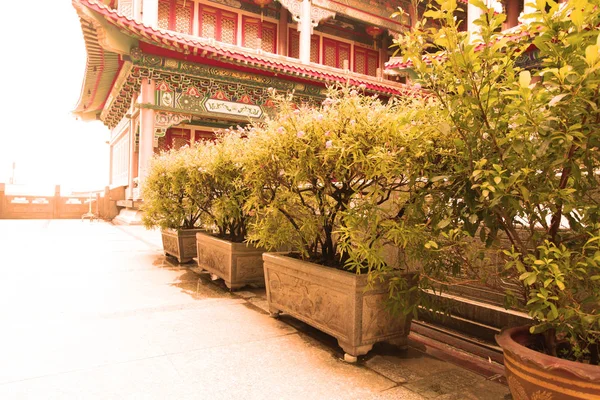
[196,132,252,242]
[141,146,205,230]
[393,0,600,363]
[243,85,442,274]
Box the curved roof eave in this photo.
[72,1,137,120]
[74,0,411,97]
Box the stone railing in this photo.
[0,183,123,220]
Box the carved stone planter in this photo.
[196,232,265,290]
[497,326,600,400]
[161,228,203,263]
[263,252,414,362]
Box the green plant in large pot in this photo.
[141,146,207,263]
[193,132,265,290]
[243,85,439,361]
[394,0,600,397]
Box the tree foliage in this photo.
[393,0,600,362]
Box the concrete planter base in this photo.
[196,232,265,290]
[161,228,203,263]
[263,252,414,361]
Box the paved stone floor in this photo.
[0,220,511,399]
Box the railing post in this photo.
[53,185,60,219]
[96,193,101,219]
[0,183,5,219]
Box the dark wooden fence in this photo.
[0,183,123,220]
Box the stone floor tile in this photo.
[168,333,397,399]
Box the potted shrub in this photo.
[141,146,207,263]
[194,132,265,290]
[393,0,600,397]
[242,86,438,361]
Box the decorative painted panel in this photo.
[101,50,326,128]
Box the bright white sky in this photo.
[0,1,110,193]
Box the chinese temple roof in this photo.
[72,0,411,122]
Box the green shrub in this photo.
[243,85,443,274]
[141,146,205,230]
[393,0,600,363]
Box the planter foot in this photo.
[225,282,245,292]
[338,342,373,360]
[344,353,358,363]
[387,337,409,351]
[269,307,281,318]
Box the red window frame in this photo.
[288,29,319,63]
[157,0,194,34]
[242,16,277,53]
[198,5,238,44]
[354,46,380,77]
[322,37,351,69]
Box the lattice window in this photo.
[289,29,319,62]
[355,50,366,75]
[201,11,217,39]
[339,45,350,68]
[199,6,238,44]
[322,38,350,69]
[157,0,193,34]
[367,52,379,77]
[323,41,336,67]
[221,15,236,44]
[354,46,379,77]
[289,30,300,58]
[243,17,260,49]
[118,0,133,18]
[261,22,277,53]
[174,0,193,34]
[158,0,171,30]
[310,38,319,63]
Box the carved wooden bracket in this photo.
[154,112,191,139]
[278,0,335,27]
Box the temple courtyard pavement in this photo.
[0,220,511,399]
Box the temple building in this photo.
[72,0,543,360]
[72,0,538,223]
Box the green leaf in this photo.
[519,71,531,88]
[548,303,558,321]
[425,241,439,249]
[571,8,583,29]
[585,44,599,66]
[556,280,565,290]
[437,219,452,229]
[494,176,502,184]
[548,93,568,107]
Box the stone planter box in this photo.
[263,252,414,362]
[196,232,265,290]
[161,228,203,263]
